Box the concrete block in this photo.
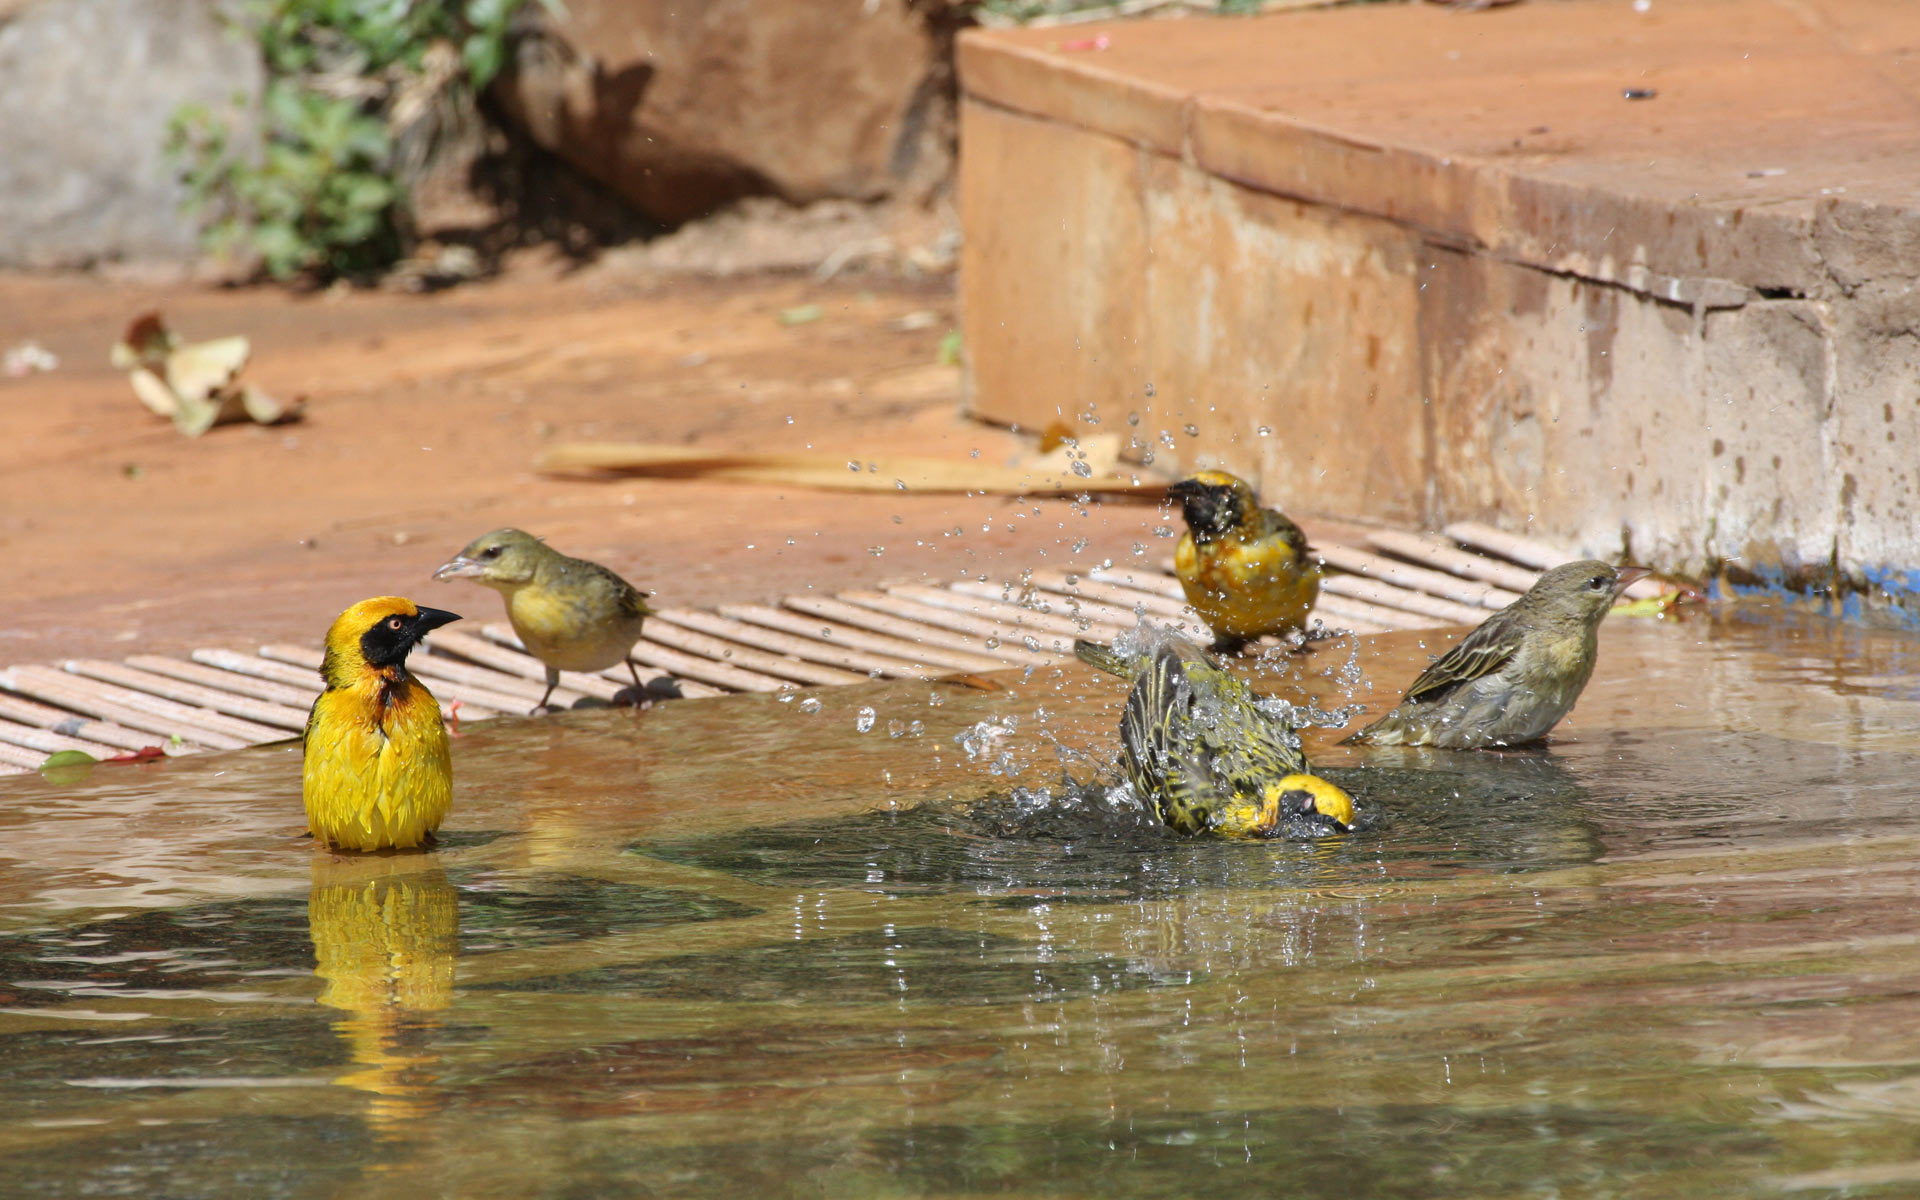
[1831,290,1920,579]
[1138,158,1425,521]
[958,99,1150,435]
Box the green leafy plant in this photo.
[168,0,540,282]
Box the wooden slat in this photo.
[464,626,724,700]
[0,740,48,769]
[1023,568,1191,620]
[1091,566,1188,602]
[17,664,287,744]
[1089,563,1417,634]
[415,649,587,707]
[654,608,930,680]
[1315,544,1523,610]
[1314,594,1439,633]
[1301,607,1389,637]
[424,629,628,702]
[620,639,793,694]
[1440,521,1569,571]
[191,648,323,691]
[780,595,1044,667]
[256,645,500,720]
[1441,521,1667,600]
[0,692,175,754]
[1320,575,1484,624]
[0,717,126,759]
[838,590,1079,657]
[130,655,318,708]
[892,584,1127,644]
[956,578,1152,633]
[1367,530,1542,594]
[0,667,254,750]
[717,603,1008,674]
[643,612,868,686]
[64,660,310,731]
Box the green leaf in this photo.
[462,31,503,89]
[39,749,97,785]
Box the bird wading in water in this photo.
[434,528,653,712]
[1345,560,1650,749]
[1169,470,1322,650]
[303,597,461,852]
[1074,628,1355,839]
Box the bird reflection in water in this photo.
[308,853,458,1139]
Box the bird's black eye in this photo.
[480,546,501,559]
[1588,576,1608,591]
[387,616,405,630]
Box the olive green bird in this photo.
[433,528,654,712]
[1346,559,1649,750]
[1074,630,1355,839]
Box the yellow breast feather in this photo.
[304,680,451,852]
[1176,530,1321,642]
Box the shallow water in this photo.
[5,604,1920,1197]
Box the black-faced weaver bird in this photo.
[303,597,460,852]
[1168,469,1321,651]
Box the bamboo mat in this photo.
[0,522,1648,775]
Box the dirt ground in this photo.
[0,258,1175,665]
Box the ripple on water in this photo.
[469,925,1196,1006]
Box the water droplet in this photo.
[1183,423,1199,437]
[855,706,877,733]
[1070,459,1092,478]
[798,697,822,714]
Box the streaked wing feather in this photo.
[1401,612,1523,704]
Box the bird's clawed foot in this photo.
[613,661,655,708]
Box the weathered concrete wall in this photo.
[0,0,261,269]
[958,0,1920,598]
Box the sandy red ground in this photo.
[0,264,1175,664]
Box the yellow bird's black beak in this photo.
[412,607,461,638]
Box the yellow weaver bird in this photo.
[1346,560,1649,749]
[433,528,654,712]
[1169,470,1322,650]
[1074,629,1355,839]
[303,597,461,852]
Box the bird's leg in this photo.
[532,668,560,715]
[623,659,645,706]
